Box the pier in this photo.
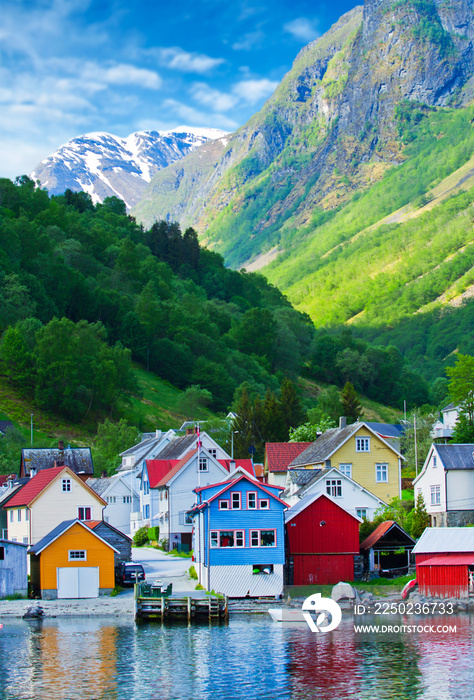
[134,582,228,622]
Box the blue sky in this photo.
[1,0,356,179]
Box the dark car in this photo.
[116,562,146,586]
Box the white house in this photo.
[118,429,178,472]
[282,467,386,520]
[432,404,460,440]
[413,443,474,527]
[87,473,139,536]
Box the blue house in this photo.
[189,468,287,597]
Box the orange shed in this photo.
[29,519,118,599]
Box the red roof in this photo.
[265,443,313,472]
[5,466,67,507]
[218,459,255,476]
[360,521,396,550]
[154,449,198,488]
[418,555,474,567]
[146,459,179,488]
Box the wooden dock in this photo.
[134,585,228,622]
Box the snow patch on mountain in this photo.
[31,128,229,210]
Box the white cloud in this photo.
[93,63,162,89]
[157,47,225,74]
[232,78,278,104]
[162,99,239,131]
[283,17,320,42]
[232,31,265,51]
[190,83,237,112]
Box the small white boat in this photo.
[268,608,307,623]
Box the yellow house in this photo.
[288,422,402,503]
[29,519,118,599]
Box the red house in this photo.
[412,527,474,598]
[285,492,361,585]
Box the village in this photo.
[1,401,474,615]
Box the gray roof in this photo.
[287,468,324,486]
[435,444,474,470]
[412,527,474,554]
[0,482,24,506]
[86,477,111,497]
[120,436,158,457]
[289,424,361,467]
[0,421,15,434]
[442,402,457,412]
[156,434,198,459]
[21,448,93,476]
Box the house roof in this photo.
[412,527,474,554]
[0,539,28,548]
[288,422,402,468]
[218,459,255,476]
[21,447,93,476]
[418,555,474,567]
[155,434,199,459]
[435,444,474,470]
[146,459,179,488]
[0,421,15,435]
[154,450,198,488]
[253,463,264,478]
[285,490,362,524]
[195,473,288,510]
[288,467,326,487]
[365,423,404,439]
[360,521,415,551]
[5,467,106,508]
[442,402,457,413]
[86,477,112,497]
[285,467,387,505]
[84,519,132,543]
[265,442,312,472]
[28,519,119,555]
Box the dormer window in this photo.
[356,437,370,452]
[61,478,71,492]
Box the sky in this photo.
[1,0,357,179]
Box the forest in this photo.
[0,176,448,435]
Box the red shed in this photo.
[285,492,361,585]
[413,528,474,598]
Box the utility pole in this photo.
[30,414,33,446]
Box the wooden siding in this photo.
[293,554,354,585]
[91,522,131,567]
[417,563,468,598]
[208,564,284,597]
[286,495,359,555]
[38,523,115,591]
[0,542,27,595]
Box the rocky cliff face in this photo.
[31,128,227,210]
[134,0,474,267]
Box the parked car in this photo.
[116,562,145,586]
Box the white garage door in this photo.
[57,567,99,599]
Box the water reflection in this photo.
[0,613,472,699]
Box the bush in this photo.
[133,526,149,547]
[147,526,159,541]
[189,565,198,580]
[158,538,169,551]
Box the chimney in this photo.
[7,476,14,490]
[186,428,193,435]
[229,460,236,471]
[101,470,107,479]
[58,440,64,451]
[339,416,347,430]
[29,468,36,478]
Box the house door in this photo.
[57,567,99,598]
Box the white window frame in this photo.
[356,508,367,519]
[210,530,246,548]
[249,529,276,547]
[208,448,217,459]
[356,437,370,453]
[376,463,388,483]
[17,509,21,522]
[339,463,352,478]
[68,550,87,561]
[259,499,270,509]
[326,479,342,497]
[247,492,257,509]
[199,457,208,472]
[231,492,241,510]
[431,485,441,506]
[61,478,71,492]
[218,500,229,510]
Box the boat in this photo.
[268,608,307,623]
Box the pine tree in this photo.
[340,381,363,423]
[279,378,306,432]
[411,492,431,539]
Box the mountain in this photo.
[131,0,474,332]
[30,128,227,209]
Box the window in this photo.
[107,496,116,504]
[210,531,218,548]
[433,456,437,467]
[231,492,241,509]
[219,531,234,547]
[123,496,131,504]
[235,531,244,547]
[326,479,342,497]
[143,504,150,519]
[259,499,269,509]
[25,510,29,521]
[199,457,208,472]
[250,530,276,547]
[143,481,149,495]
[339,463,352,478]
[356,508,367,519]
[208,449,217,459]
[247,492,257,509]
[23,537,29,544]
[78,507,91,520]
[17,509,21,522]
[376,464,388,483]
[9,511,13,523]
[252,564,273,575]
[218,500,229,510]
[185,512,193,525]
[0,547,4,560]
[431,485,441,506]
[61,478,71,492]
[356,437,370,452]
[68,550,86,561]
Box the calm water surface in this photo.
[0,613,472,699]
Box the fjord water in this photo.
[0,614,472,699]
